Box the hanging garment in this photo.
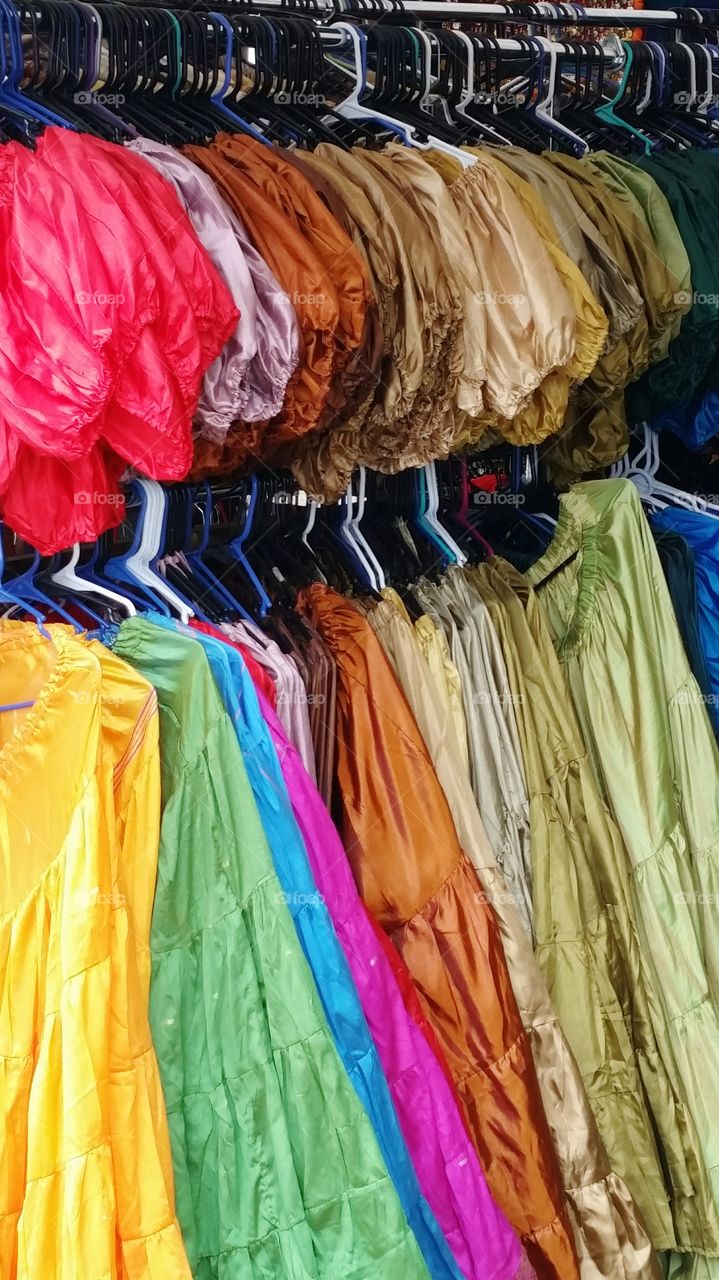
[528,479,719,1262]
[651,508,719,735]
[222,620,318,782]
[309,144,460,477]
[0,129,239,551]
[412,576,533,941]
[0,623,190,1280]
[366,588,661,1280]
[441,152,577,429]
[471,559,679,1252]
[253,677,528,1280]
[154,614,462,1280]
[413,612,471,775]
[113,616,432,1280]
[129,138,300,439]
[490,148,642,482]
[588,153,691,347]
[650,523,716,726]
[461,147,607,450]
[627,152,719,436]
[302,585,581,1280]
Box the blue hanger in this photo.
[0,0,78,129]
[186,482,253,621]
[150,484,207,621]
[229,475,273,618]
[209,13,273,146]
[12,550,89,629]
[0,524,50,639]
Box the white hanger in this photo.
[424,463,468,566]
[51,543,137,616]
[531,34,590,154]
[351,467,386,590]
[124,479,194,622]
[339,475,379,589]
[412,28,476,168]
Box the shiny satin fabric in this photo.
[461,148,607,450]
[444,154,577,427]
[130,138,300,441]
[413,613,471,776]
[488,149,641,483]
[254,683,526,1280]
[373,146,487,420]
[0,129,238,552]
[223,620,318,783]
[185,139,341,461]
[529,481,719,1264]
[651,507,719,733]
[471,561,679,1251]
[367,589,663,1280]
[303,584,581,1280]
[0,624,190,1280]
[412,577,533,940]
[115,618,431,1279]
[591,154,691,354]
[158,617,462,1280]
[311,145,457,477]
[584,154,688,359]
[282,150,384,501]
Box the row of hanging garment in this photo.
[6,0,719,554]
[0,451,654,1280]
[11,444,719,1280]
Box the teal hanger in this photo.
[595,41,653,155]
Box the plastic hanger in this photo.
[105,479,193,619]
[351,467,386,589]
[51,543,136,617]
[330,21,423,143]
[424,463,468,565]
[229,474,273,618]
[338,474,380,589]
[0,526,50,638]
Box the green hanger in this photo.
[595,41,653,155]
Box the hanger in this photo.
[0,525,51,639]
[338,473,381,589]
[105,479,194,620]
